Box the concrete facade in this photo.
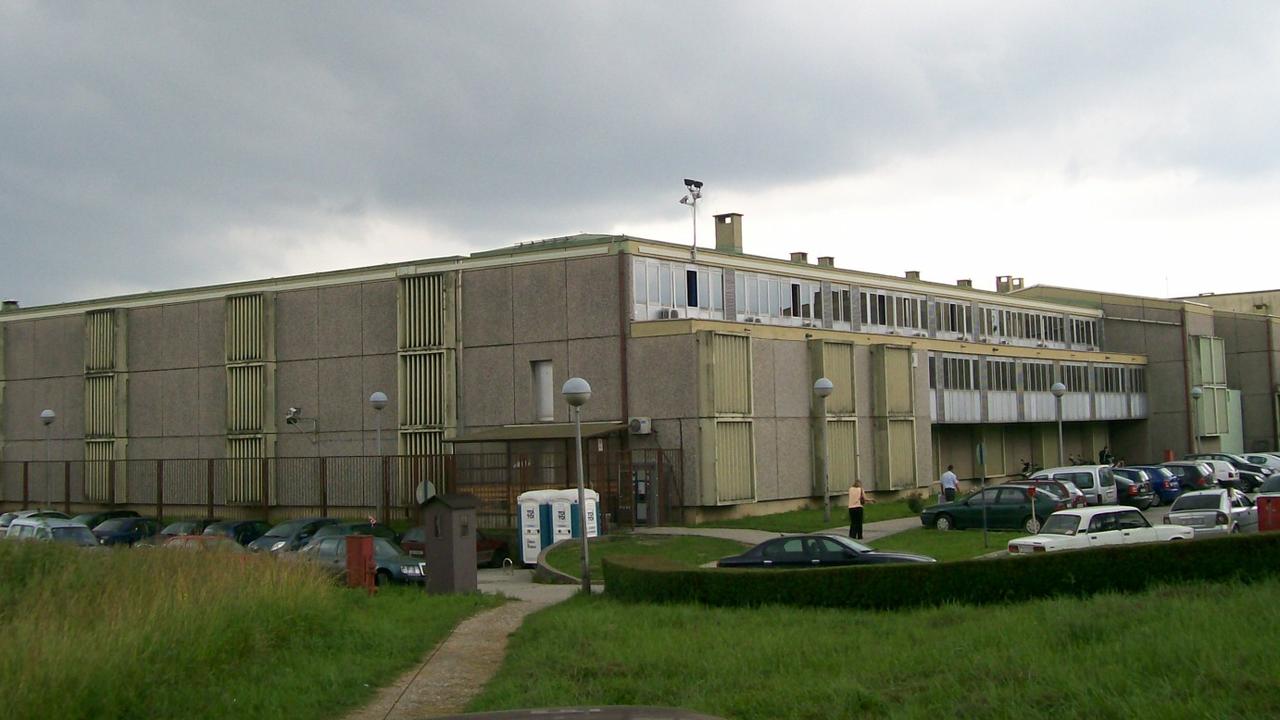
[10,229,1269,521]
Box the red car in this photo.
[400,527,511,568]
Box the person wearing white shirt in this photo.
[939,465,958,502]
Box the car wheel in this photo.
[933,514,954,531]
[375,570,392,586]
[1149,493,1161,508]
[1023,516,1041,534]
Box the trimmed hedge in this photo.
[602,532,1280,610]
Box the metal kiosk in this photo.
[421,494,479,594]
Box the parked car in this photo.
[70,509,139,531]
[1127,465,1181,507]
[160,518,222,539]
[1161,461,1215,492]
[1111,468,1155,510]
[1192,459,1241,490]
[1009,478,1087,508]
[202,519,273,546]
[1260,475,1280,494]
[304,521,399,547]
[400,526,512,568]
[163,534,246,552]
[920,485,1067,533]
[2,509,71,535]
[1165,489,1258,537]
[247,517,341,553]
[1007,507,1193,554]
[4,517,100,547]
[1240,453,1280,473]
[92,516,162,546]
[1029,465,1118,505]
[1185,452,1275,479]
[716,533,935,568]
[297,535,426,585]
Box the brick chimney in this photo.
[817,257,834,267]
[905,271,921,281]
[957,279,973,288]
[790,252,808,264]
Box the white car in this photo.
[1007,507,1193,554]
[1165,489,1258,537]
[1198,459,1239,488]
[1241,453,1280,473]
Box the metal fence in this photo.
[0,449,683,529]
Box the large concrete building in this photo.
[2,216,1276,523]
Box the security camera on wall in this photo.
[285,407,302,425]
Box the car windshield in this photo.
[373,538,407,558]
[1039,515,1081,535]
[263,520,313,538]
[163,522,196,535]
[203,522,236,535]
[1171,495,1222,512]
[402,527,425,543]
[95,518,133,532]
[70,514,99,525]
[52,526,98,545]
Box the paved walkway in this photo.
[343,570,580,720]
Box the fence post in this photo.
[380,456,391,524]
[107,460,116,507]
[654,449,664,528]
[64,461,72,515]
[206,459,215,519]
[260,457,270,522]
[319,457,328,517]
[22,461,30,509]
[156,460,164,521]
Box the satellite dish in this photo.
[415,480,437,506]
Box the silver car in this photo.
[1164,489,1258,537]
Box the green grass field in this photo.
[470,578,1280,719]
[0,542,498,720]
[869,527,1022,562]
[695,496,926,533]
[545,535,749,583]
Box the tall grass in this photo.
[471,578,1280,719]
[0,542,497,719]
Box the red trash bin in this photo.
[346,534,376,593]
[1258,495,1280,533]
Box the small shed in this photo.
[421,493,479,594]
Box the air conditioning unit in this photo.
[744,316,757,323]
[657,308,681,319]
[628,417,653,435]
[752,317,764,324]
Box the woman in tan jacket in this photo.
[847,479,875,539]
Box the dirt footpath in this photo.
[343,574,577,720]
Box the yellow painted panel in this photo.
[822,343,855,414]
[84,440,114,502]
[828,419,857,486]
[715,420,755,502]
[889,419,917,489]
[884,346,913,415]
[713,333,752,414]
[226,436,264,504]
[84,310,115,372]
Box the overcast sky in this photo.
[3,2,1278,306]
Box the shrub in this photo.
[905,493,925,514]
[603,532,1280,610]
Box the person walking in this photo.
[847,479,874,539]
[940,465,958,502]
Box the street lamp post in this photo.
[813,377,834,524]
[369,391,388,522]
[40,409,55,507]
[1050,383,1066,468]
[1190,385,1203,455]
[562,378,593,594]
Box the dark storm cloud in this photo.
[2,2,1277,304]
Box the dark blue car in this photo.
[92,517,161,546]
[1129,465,1181,507]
